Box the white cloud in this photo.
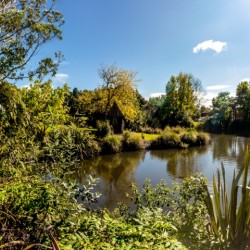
[206,85,230,91]
[54,73,69,83]
[150,92,165,98]
[193,40,227,54]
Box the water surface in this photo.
[73,134,250,209]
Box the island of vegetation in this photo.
[0,1,250,249]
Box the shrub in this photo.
[149,127,210,150]
[122,131,144,151]
[196,132,211,146]
[96,120,113,138]
[180,131,198,146]
[125,176,211,249]
[101,135,122,154]
[149,132,184,150]
[44,125,100,161]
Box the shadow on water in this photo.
[72,134,250,209]
[73,151,145,209]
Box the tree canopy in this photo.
[162,73,202,127]
[0,0,64,82]
[78,65,139,123]
[236,81,250,121]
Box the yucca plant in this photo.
[205,148,250,249]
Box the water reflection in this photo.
[73,135,250,209]
[74,151,145,208]
[150,146,208,178]
[211,135,250,172]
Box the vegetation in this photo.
[2,0,250,249]
[0,0,64,82]
[204,148,250,249]
[203,80,250,135]
[149,127,210,150]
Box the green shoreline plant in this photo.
[204,147,250,249]
[149,126,210,150]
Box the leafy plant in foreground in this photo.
[204,148,250,249]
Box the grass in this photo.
[134,132,160,141]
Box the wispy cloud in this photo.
[193,40,227,54]
[206,85,230,91]
[54,73,69,83]
[150,93,165,98]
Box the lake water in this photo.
[73,134,250,209]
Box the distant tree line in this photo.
[203,81,250,135]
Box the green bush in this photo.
[125,176,212,249]
[96,120,113,138]
[122,131,144,151]
[149,127,210,150]
[101,134,122,154]
[180,131,198,146]
[149,132,184,150]
[196,132,211,146]
[44,125,100,161]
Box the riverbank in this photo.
[99,127,211,155]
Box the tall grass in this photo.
[204,148,250,249]
[122,130,144,151]
[149,126,210,150]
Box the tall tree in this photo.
[211,91,235,129]
[98,65,138,121]
[0,0,64,82]
[78,66,139,123]
[236,81,250,121]
[162,73,202,127]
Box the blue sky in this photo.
[35,0,250,104]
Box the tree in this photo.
[162,73,202,127]
[211,92,235,130]
[0,0,64,82]
[0,81,26,134]
[20,81,70,139]
[143,96,165,128]
[98,65,139,121]
[78,66,139,123]
[236,81,250,121]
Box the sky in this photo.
[27,0,250,105]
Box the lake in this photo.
[73,134,250,209]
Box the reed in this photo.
[204,148,250,249]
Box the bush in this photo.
[149,127,210,150]
[122,131,144,151]
[149,133,185,150]
[175,111,194,128]
[180,131,198,146]
[96,120,113,138]
[101,135,122,154]
[44,125,100,161]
